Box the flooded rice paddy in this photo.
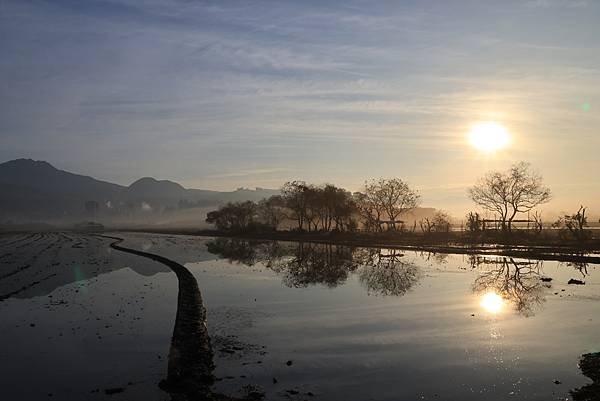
[0,232,599,400]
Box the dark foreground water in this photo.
[0,232,599,400]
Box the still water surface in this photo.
[0,232,598,400]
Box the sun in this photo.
[468,122,510,152]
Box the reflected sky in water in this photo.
[194,237,600,400]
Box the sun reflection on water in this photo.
[480,292,504,314]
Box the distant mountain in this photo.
[0,159,279,222]
[126,177,188,200]
[0,159,123,200]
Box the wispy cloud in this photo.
[524,0,588,8]
[1,0,599,213]
[206,168,293,179]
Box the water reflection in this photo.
[419,251,449,265]
[0,233,171,301]
[565,261,592,278]
[205,237,266,265]
[205,239,421,296]
[356,249,421,296]
[480,292,504,314]
[470,256,546,316]
[271,242,359,288]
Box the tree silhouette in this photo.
[468,162,550,233]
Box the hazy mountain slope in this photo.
[0,159,124,200]
[0,182,77,219]
[126,177,187,199]
[0,159,279,221]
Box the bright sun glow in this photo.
[468,122,510,152]
[480,292,504,314]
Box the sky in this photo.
[1,0,599,216]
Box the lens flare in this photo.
[480,292,504,314]
[468,122,510,152]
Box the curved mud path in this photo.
[99,235,216,400]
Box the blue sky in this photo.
[1,0,599,214]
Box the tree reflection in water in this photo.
[470,256,546,316]
[355,249,421,296]
[206,238,358,287]
[206,237,265,266]
[564,261,593,278]
[271,242,359,288]
[206,238,421,296]
[418,251,449,265]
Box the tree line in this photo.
[206,161,596,239]
[206,178,422,233]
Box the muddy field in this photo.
[0,232,177,400]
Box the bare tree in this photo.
[420,211,451,234]
[419,218,435,234]
[359,178,420,231]
[468,162,551,233]
[465,211,483,233]
[531,210,544,235]
[432,211,451,232]
[553,205,591,241]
